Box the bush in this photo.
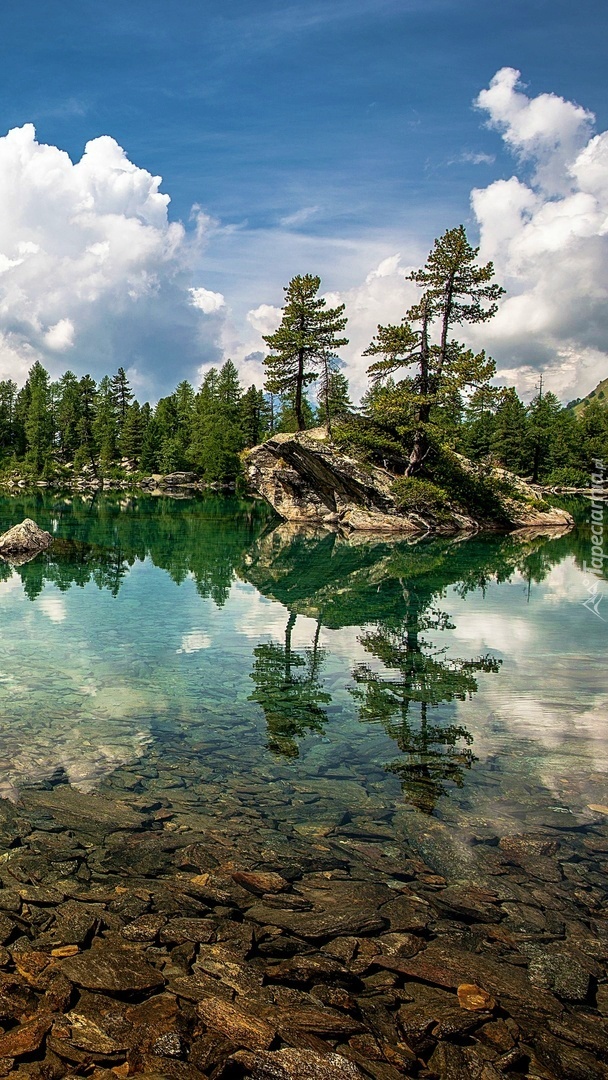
[428,448,512,524]
[544,466,589,488]
[391,478,451,521]
[332,415,410,473]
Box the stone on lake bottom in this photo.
[196,996,276,1051]
[457,983,496,1011]
[228,1047,365,1079]
[0,518,53,557]
[59,943,164,993]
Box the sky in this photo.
[0,0,607,402]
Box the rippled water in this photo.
[0,492,606,852]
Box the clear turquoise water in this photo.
[0,493,606,847]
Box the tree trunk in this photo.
[295,350,305,430]
[404,403,431,477]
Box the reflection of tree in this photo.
[249,613,330,757]
[351,591,501,813]
[0,491,274,604]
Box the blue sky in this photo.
[0,0,607,400]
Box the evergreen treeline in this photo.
[1,226,606,487]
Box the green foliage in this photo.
[364,226,503,475]
[332,413,409,473]
[263,274,348,431]
[543,465,589,488]
[316,358,352,433]
[429,448,513,524]
[391,478,451,521]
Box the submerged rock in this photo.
[0,517,52,558]
[245,428,573,533]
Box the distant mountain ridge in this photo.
[567,376,608,415]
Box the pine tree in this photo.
[460,384,501,461]
[316,356,352,434]
[491,387,531,473]
[24,362,53,473]
[174,380,196,466]
[119,402,143,463]
[263,274,348,431]
[527,388,563,482]
[110,367,134,430]
[56,371,82,460]
[93,376,118,471]
[241,385,270,447]
[364,226,503,475]
[0,379,18,457]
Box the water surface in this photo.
[1,492,606,866]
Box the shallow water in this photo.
[0,492,606,856]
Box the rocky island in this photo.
[245,429,573,534]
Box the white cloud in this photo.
[189,286,225,314]
[475,67,594,195]
[0,124,222,395]
[246,303,282,336]
[468,69,608,400]
[38,593,67,623]
[44,317,75,351]
[453,151,496,166]
[177,630,212,653]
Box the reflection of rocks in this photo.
[0,517,52,560]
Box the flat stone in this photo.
[272,1005,365,1038]
[432,885,499,923]
[374,942,562,1016]
[60,943,164,993]
[122,914,166,942]
[196,996,276,1051]
[378,895,430,932]
[232,871,290,896]
[245,904,386,940]
[160,917,215,944]
[19,885,65,905]
[499,835,559,859]
[0,1016,52,1058]
[525,946,592,1001]
[228,1048,365,1079]
[264,955,352,986]
[65,993,132,1053]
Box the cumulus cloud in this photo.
[469,68,608,400]
[0,124,222,395]
[246,303,282,336]
[189,286,225,314]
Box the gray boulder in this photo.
[0,518,53,558]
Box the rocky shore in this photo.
[0,774,606,1080]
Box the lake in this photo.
[0,492,606,1076]
[1,493,605,834]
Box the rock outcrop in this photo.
[245,429,573,533]
[0,517,53,558]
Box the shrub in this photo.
[391,478,451,521]
[544,466,589,488]
[428,448,512,524]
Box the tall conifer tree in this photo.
[263,275,348,431]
